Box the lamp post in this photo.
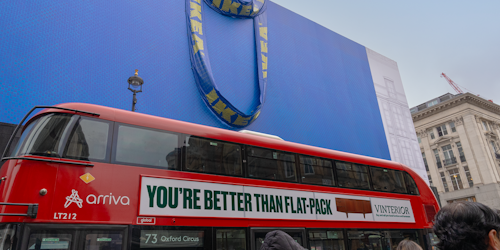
[128,69,144,112]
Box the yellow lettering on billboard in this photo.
[260,41,268,53]
[221,0,241,14]
[233,115,252,126]
[206,89,219,104]
[261,54,267,70]
[263,71,267,78]
[191,20,203,35]
[212,0,222,8]
[259,27,268,40]
[192,34,204,54]
[239,5,252,16]
[221,107,236,123]
[213,100,226,114]
[193,0,201,3]
[213,100,236,123]
[190,2,202,21]
[257,0,264,3]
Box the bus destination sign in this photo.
[139,176,415,223]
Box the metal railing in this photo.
[443,157,457,166]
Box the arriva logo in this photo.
[65,189,83,208]
[86,193,130,205]
[64,189,130,208]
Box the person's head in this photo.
[433,201,500,250]
[396,239,422,250]
[260,230,305,250]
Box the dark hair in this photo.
[396,239,422,250]
[433,201,500,250]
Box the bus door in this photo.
[250,228,306,250]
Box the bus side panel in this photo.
[50,162,139,224]
[0,159,58,222]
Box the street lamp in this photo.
[128,69,144,112]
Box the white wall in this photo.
[366,48,429,184]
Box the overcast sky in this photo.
[271,0,500,108]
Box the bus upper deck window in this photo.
[370,167,407,194]
[63,117,111,162]
[335,162,370,190]
[114,124,180,170]
[404,173,420,195]
[247,147,297,182]
[14,114,74,158]
[185,136,242,176]
[299,155,335,186]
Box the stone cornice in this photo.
[417,130,427,138]
[412,93,500,122]
[452,116,464,126]
[432,135,459,147]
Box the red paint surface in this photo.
[0,103,439,229]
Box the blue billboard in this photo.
[0,1,390,160]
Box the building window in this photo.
[436,125,448,137]
[463,166,473,187]
[490,141,498,154]
[456,142,466,162]
[483,121,489,131]
[449,121,456,132]
[284,159,295,179]
[447,196,476,204]
[430,130,435,139]
[422,152,429,171]
[428,175,433,186]
[434,149,442,168]
[440,172,449,192]
[427,99,439,107]
[442,144,456,166]
[303,158,315,175]
[417,136,421,144]
[385,78,397,99]
[448,168,464,191]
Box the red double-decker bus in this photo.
[0,103,439,250]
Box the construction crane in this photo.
[441,73,463,94]
[441,73,494,103]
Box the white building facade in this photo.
[367,48,428,183]
[412,93,500,209]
